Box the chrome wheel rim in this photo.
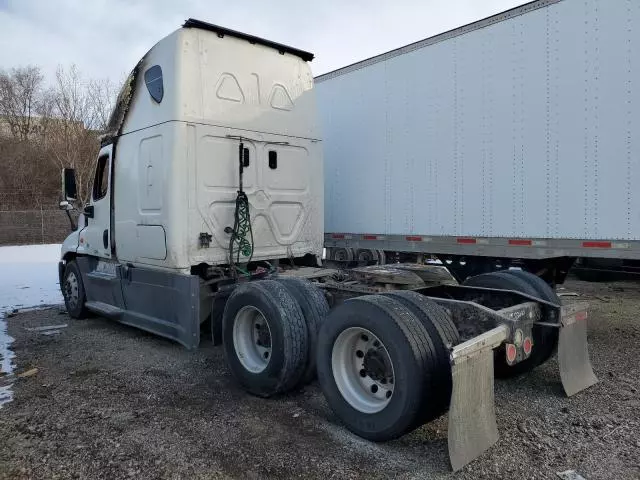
[331,327,395,413]
[233,306,272,374]
[65,272,79,309]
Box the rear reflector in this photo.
[406,236,422,242]
[331,234,345,239]
[363,235,378,240]
[457,238,477,244]
[582,241,612,248]
[509,239,532,246]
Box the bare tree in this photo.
[0,66,45,141]
[0,64,120,209]
[44,65,120,204]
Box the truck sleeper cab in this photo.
[58,19,597,472]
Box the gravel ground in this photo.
[0,278,638,479]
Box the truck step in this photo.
[85,301,123,318]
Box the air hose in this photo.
[227,142,254,274]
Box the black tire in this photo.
[504,269,560,367]
[210,294,227,346]
[463,271,554,377]
[222,280,308,397]
[382,291,460,421]
[330,247,354,262]
[62,260,89,319]
[356,249,378,264]
[275,277,329,384]
[316,294,442,441]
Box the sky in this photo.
[0,0,526,84]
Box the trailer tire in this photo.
[382,291,459,421]
[222,280,308,397]
[275,277,329,384]
[329,247,354,262]
[504,269,560,367]
[62,261,89,319]
[316,295,441,441]
[463,271,550,377]
[356,249,378,264]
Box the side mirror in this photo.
[62,168,78,201]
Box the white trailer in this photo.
[317,0,640,284]
[57,16,596,472]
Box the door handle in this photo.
[103,229,109,249]
[84,205,94,218]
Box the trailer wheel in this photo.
[62,261,89,319]
[275,277,329,384]
[330,247,354,262]
[382,291,460,421]
[463,271,553,377]
[317,295,442,441]
[504,269,560,367]
[222,280,308,397]
[356,249,378,264]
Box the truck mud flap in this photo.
[557,302,597,397]
[447,325,508,472]
[447,301,597,471]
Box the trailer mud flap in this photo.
[557,303,597,397]
[448,325,508,472]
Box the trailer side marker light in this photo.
[457,238,477,244]
[582,241,611,248]
[523,337,532,356]
[506,344,517,364]
[509,239,532,246]
[406,236,422,242]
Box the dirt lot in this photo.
[0,278,639,480]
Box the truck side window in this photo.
[93,154,110,201]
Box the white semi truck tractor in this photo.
[58,15,596,471]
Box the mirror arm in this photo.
[65,209,77,231]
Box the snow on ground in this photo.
[0,244,63,312]
[1,244,62,408]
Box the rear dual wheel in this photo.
[222,278,329,397]
[222,280,308,397]
[316,294,457,441]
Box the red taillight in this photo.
[506,344,517,364]
[523,337,532,356]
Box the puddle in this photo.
[0,312,16,409]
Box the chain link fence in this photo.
[0,207,75,246]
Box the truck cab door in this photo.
[78,144,113,259]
